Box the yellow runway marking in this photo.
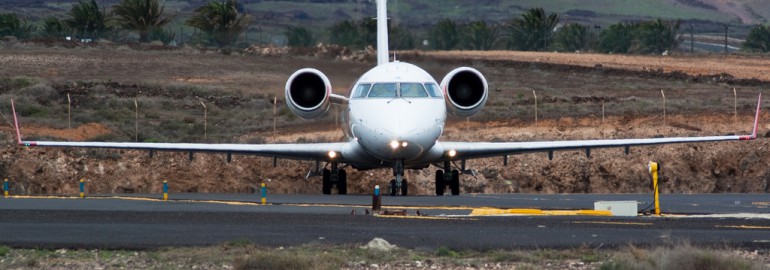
[716,225,770,230]
[374,215,477,221]
[573,221,653,226]
[471,208,613,216]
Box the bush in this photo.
[742,24,770,52]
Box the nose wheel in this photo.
[389,160,408,196]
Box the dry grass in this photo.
[0,242,765,270]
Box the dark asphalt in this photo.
[0,193,769,250]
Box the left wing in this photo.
[437,94,761,160]
[11,100,350,162]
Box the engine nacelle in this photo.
[285,68,332,119]
[440,67,489,117]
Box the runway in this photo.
[0,193,769,250]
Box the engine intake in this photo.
[285,68,332,119]
[440,67,488,117]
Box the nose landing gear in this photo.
[389,161,408,196]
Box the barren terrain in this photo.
[1,42,769,195]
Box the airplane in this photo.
[10,0,762,196]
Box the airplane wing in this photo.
[11,100,350,162]
[438,94,761,160]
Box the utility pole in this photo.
[724,24,729,54]
[689,24,694,53]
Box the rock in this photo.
[362,237,397,252]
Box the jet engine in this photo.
[440,67,488,117]
[285,68,332,119]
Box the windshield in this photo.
[352,83,371,98]
[361,82,440,98]
[368,83,398,98]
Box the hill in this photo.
[0,0,765,45]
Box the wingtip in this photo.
[11,99,23,145]
[741,93,761,140]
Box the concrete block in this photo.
[594,201,638,217]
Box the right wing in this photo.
[12,100,351,162]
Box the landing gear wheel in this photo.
[389,179,397,196]
[435,170,445,196]
[322,169,331,195]
[451,169,460,195]
[401,179,408,196]
[337,169,347,195]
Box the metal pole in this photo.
[733,88,737,126]
[200,101,207,140]
[273,97,277,135]
[661,90,666,125]
[533,91,538,127]
[67,93,71,130]
[134,99,138,142]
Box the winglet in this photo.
[11,99,23,145]
[740,93,761,140]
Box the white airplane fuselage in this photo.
[345,62,447,168]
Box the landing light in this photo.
[448,149,457,157]
[328,151,337,159]
[401,141,408,148]
[389,140,400,149]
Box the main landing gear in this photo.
[435,161,460,196]
[321,163,347,195]
[389,161,408,196]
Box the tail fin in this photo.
[376,0,389,66]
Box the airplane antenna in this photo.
[376,0,389,66]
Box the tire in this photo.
[389,179,397,196]
[435,170,445,196]
[451,169,460,195]
[337,169,347,195]
[401,179,408,196]
[322,169,331,195]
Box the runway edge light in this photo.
[261,182,266,205]
[163,180,169,201]
[79,179,85,199]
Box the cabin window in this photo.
[400,83,429,97]
[368,83,397,98]
[425,83,443,98]
[352,84,371,98]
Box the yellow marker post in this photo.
[261,183,266,205]
[163,180,169,201]
[649,161,660,216]
[79,179,85,198]
[3,178,8,198]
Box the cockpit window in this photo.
[425,83,443,98]
[400,83,429,97]
[368,83,397,98]
[352,84,371,98]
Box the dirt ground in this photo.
[1,42,769,195]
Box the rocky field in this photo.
[0,42,769,195]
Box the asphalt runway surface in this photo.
[0,193,769,250]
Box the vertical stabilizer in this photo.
[376,0,389,66]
